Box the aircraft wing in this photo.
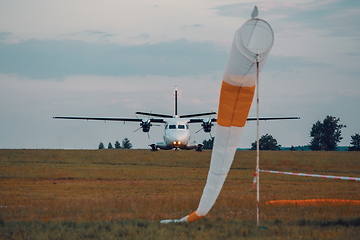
[189,118,217,123]
[53,116,142,122]
[54,116,299,124]
[246,117,300,121]
[188,116,299,123]
[53,116,166,123]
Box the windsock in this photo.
[161,7,274,224]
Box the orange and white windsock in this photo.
[161,7,274,224]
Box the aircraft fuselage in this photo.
[163,118,191,149]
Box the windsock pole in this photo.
[256,55,260,227]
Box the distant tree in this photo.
[309,116,346,151]
[108,142,113,149]
[251,134,281,150]
[115,140,121,149]
[122,137,133,149]
[290,146,296,151]
[98,142,105,149]
[349,133,360,151]
[202,137,214,149]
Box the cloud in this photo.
[215,3,250,18]
[278,0,360,37]
[82,30,115,38]
[215,0,360,37]
[0,32,12,40]
[62,30,116,41]
[0,39,227,79]
[132,33,150,39]
[0,32,19,44]
[264,55,326,72]
[180,24,203,29]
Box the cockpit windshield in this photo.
[167,124,189,130]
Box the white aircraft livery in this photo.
[54,87,299,151]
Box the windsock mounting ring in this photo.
[237,19,274,63]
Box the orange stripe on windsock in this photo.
[217,81,255,127]
[187,211,203,222]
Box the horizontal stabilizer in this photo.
[180,112,216,118]
[136,112,173,118]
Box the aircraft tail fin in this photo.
[174,86,178,116]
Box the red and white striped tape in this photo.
[253,169,360,185]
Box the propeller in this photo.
[133,120,152,139]
[134,113,153,139]
[195,115,214,138]
[133,112,161,139]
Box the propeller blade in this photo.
[195,128,203,134]
[147,111,152,122]
[134,126,142,132]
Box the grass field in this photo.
[1,149,359,239]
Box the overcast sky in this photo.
[1,0,359,149]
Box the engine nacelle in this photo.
[141,121,152,132]
[202,121,213,133]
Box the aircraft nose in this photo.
[165,130,189,144]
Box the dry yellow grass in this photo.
[1,149,359,224]
[1,149,360,239]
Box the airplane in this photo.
[53,87,299,151]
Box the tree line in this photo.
[98,137,132,149]
[202,115,360,151]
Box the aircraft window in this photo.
[169,125,176,129]
[178,125,185,129]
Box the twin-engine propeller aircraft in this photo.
[54,87,299,151]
